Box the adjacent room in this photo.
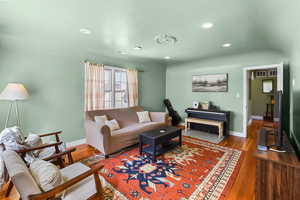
[0,1,299,200]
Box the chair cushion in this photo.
[30,159,64,192]
[2,150,41,200]
[137,111,151,123]
[60,163,98,200]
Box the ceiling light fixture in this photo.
[201,22,214,29]
[79,28,91,34]
[222,43,232,48]
[155,34,177,45]
[164,56,171,60]
[134,45,142,50]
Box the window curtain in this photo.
[84,62,105,111]
[127,69,139,107]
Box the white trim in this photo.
[251,115,264,120]
[66,138,86,148]
[230,131,245,138]
[243,63,283,138]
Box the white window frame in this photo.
[104,66,128,109]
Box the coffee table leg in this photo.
[152,142,156,162]
[179,132,182,147]
[139,137,143,155]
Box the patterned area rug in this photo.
[90,136,244,200]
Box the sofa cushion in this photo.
[111,122,165,137]
[85,106,144,127]
[94,115,108,124]
[105,119,120,131]
[137,111,151,123]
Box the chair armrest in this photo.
[39,131,62,143]
[39,131,62,137]
[43,147,76,164]
[149,112,169,124]
[28,164,104,200]
[16,142,63,154]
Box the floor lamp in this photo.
[0,83,29,128]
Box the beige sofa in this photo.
[85,106,170,157]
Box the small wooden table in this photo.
[139,126,182,162]
[185,117,224,138]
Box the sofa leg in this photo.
[105,155,109,159]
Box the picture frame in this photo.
[192,73,228,92]
[262,79,273,93]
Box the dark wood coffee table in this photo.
[139,126,182,162]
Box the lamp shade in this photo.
[0,83,29,100]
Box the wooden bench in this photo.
[185,117,224,138]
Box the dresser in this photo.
[254,131,300,200]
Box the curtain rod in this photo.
[80,60,144,72]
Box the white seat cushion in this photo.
[60,163,98,200]
[94,115,108,124]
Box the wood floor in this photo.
[1,120,266,200]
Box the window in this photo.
[104,66,128,109]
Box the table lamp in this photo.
[0,83,29,128]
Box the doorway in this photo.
[243,63,283,137]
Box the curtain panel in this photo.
[84,62,105,111]
[127,69,139,107]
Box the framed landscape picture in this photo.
[192,73,228,92]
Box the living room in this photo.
[0,0,300,200]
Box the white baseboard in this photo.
[230,131,245,138]
[66,138,86,148]
[251,115,263,120]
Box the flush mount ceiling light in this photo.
[164,56,171,59]
[222,43,232,48]
[155,34,177,45]
[79,28,91,34]
[134,45,142,50]
[201,22,214,29]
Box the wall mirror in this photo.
[262,79,273,93]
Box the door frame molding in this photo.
[242,63,283,137]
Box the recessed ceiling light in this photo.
[201,22,214,29]
[134,45,142,50]
[79,28,91,34]
[222,43,232,48]
[164,56,171,60]
[118,50,128,55]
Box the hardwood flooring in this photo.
[1,120,266,200]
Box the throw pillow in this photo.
[105,119,120,131]
[30,159,64,192]
[25,134,43,157]
[137,111,151,123]
[94,115,108,124]
[0,126,26,151]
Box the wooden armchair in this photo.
[3,150,104,200]
[16,131,76,168]
[3,131,76,198]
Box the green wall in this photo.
[166,50,284,134]
[249,76,277,117]
[0,50,166,142]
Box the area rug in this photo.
[92,136,244,200]
[183,130,225,144]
